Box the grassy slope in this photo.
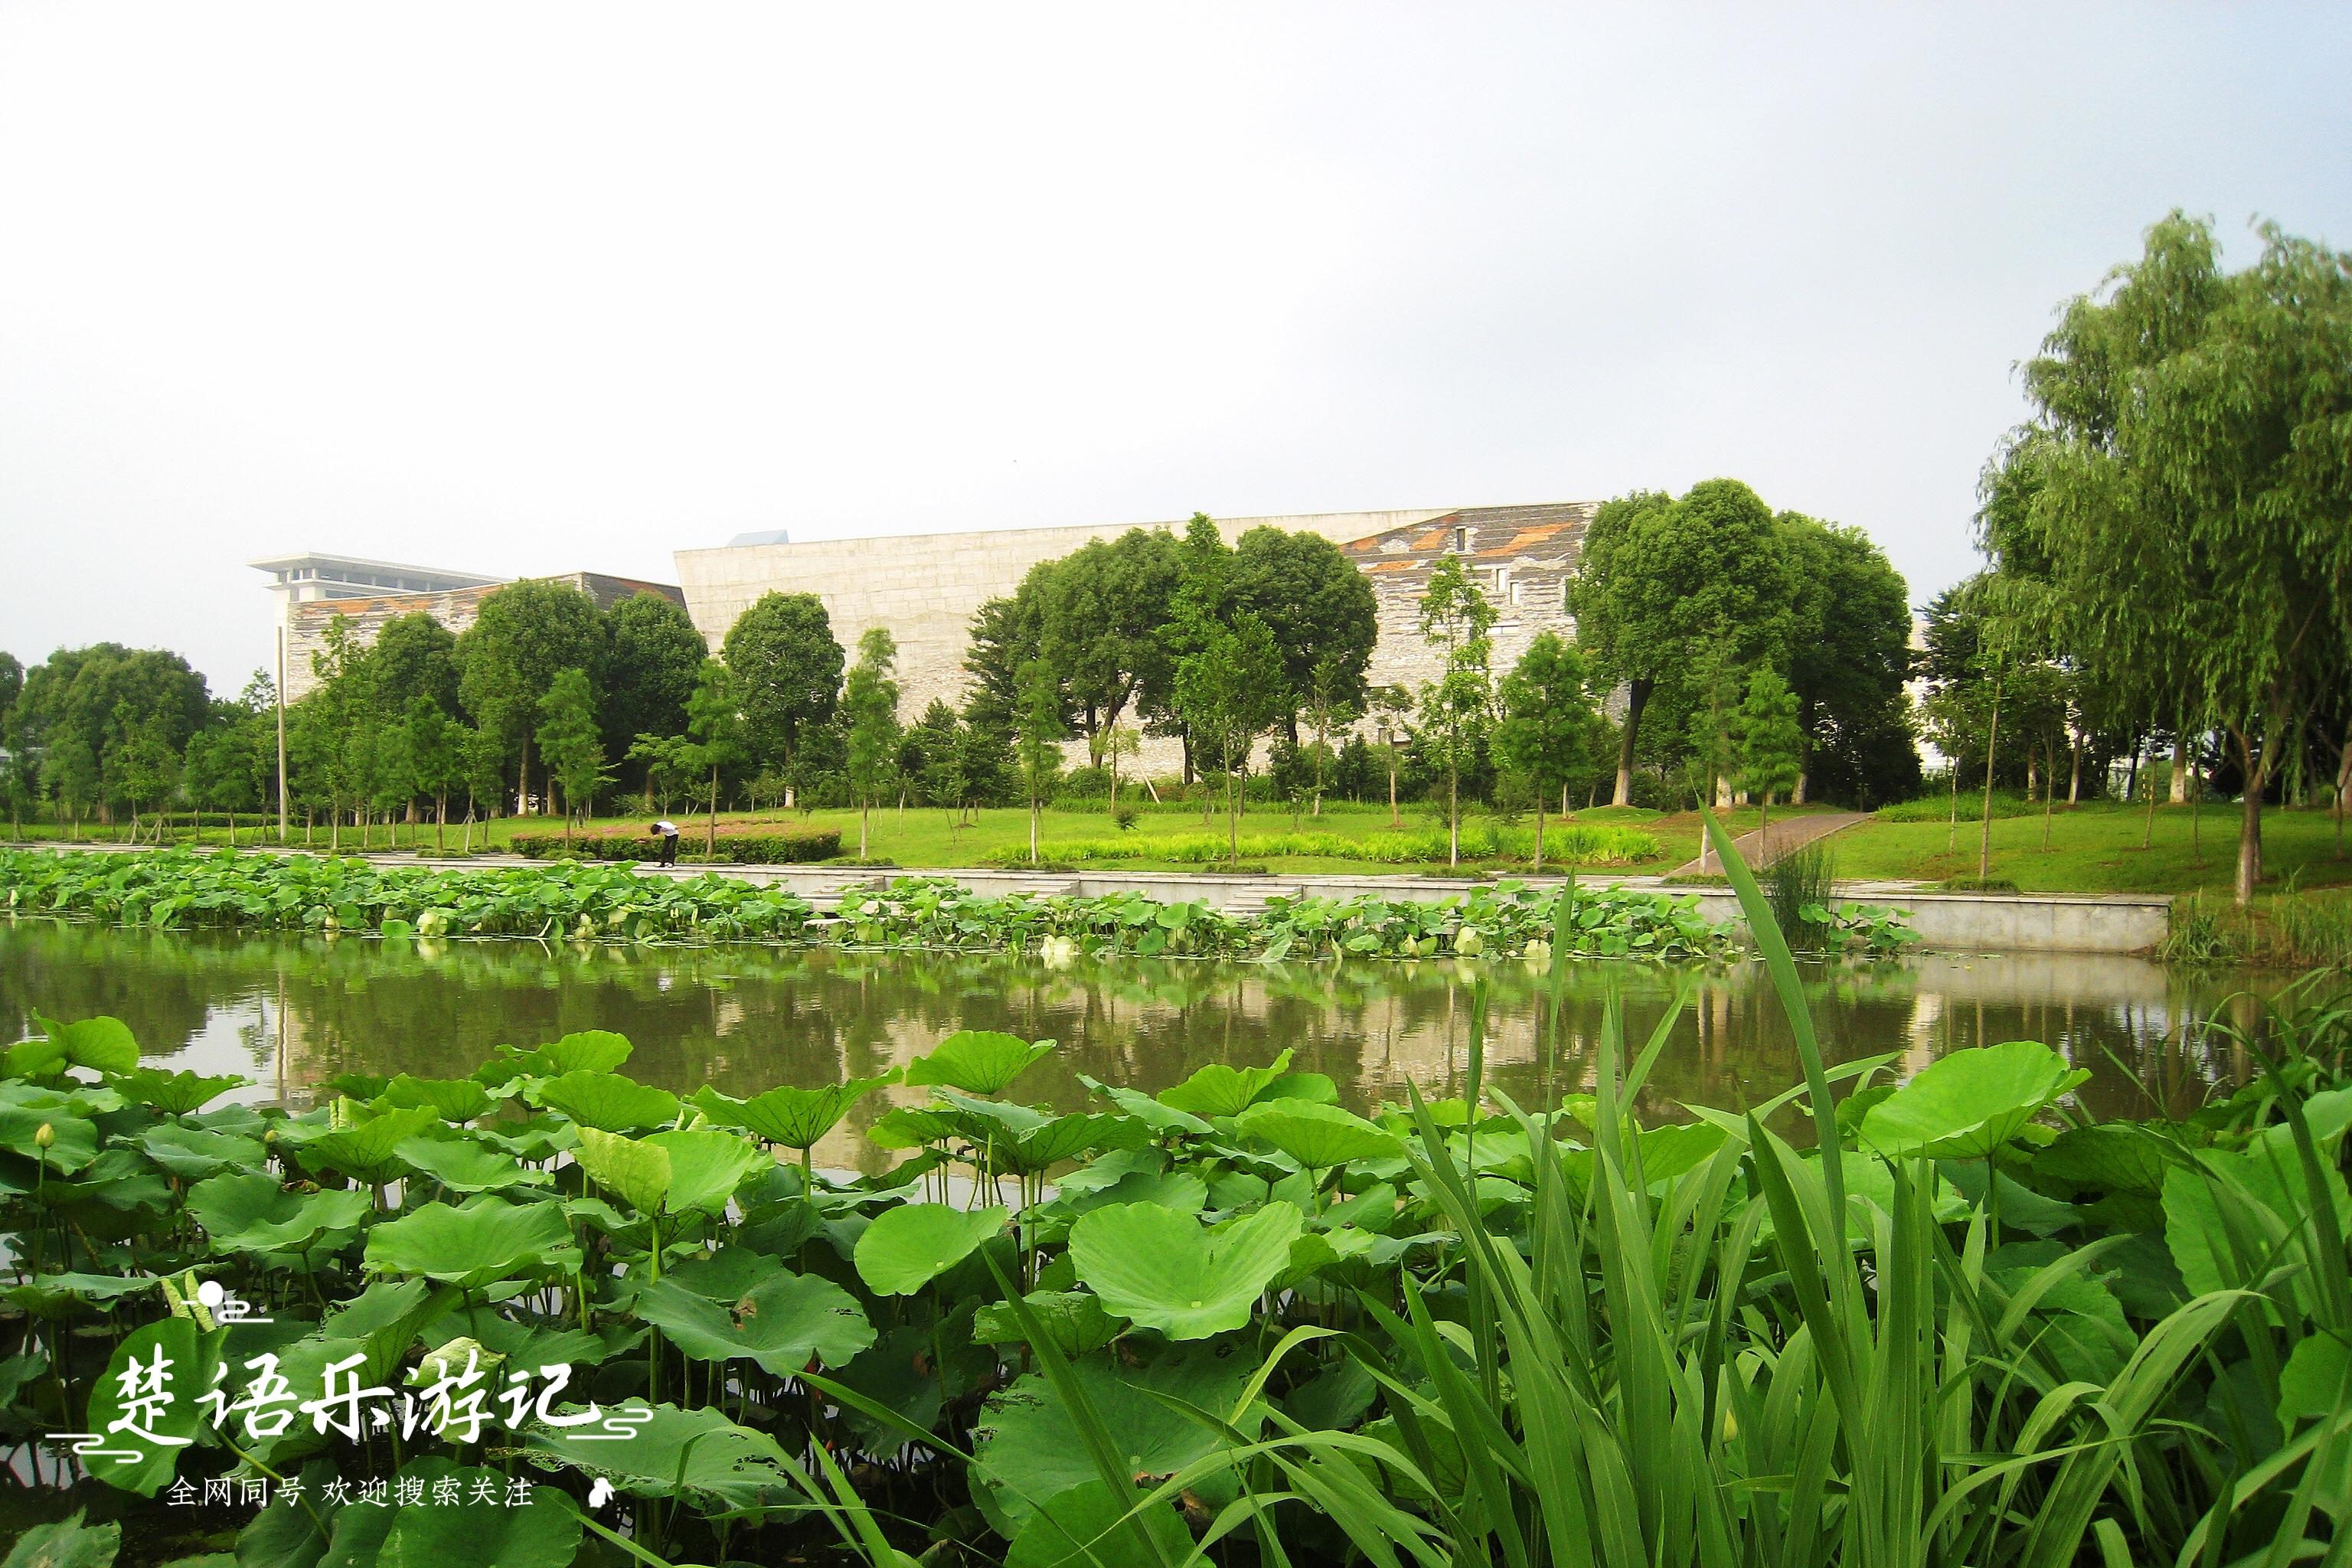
[1831,800,2352,897]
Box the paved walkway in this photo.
[1664,809,1867,879]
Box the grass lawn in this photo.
[1830,800,2352,899]
[15,799,1841,879]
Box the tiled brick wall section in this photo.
[283,573,684,699]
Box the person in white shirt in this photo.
[650,820,681,867]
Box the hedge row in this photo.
[508,828,843,864]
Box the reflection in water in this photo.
[0,918,2284,1172]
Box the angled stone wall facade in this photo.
[673,502,1595,771]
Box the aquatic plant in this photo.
[0,824,2344,1564]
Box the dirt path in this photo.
[1665,809,1867,878]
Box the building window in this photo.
[1491,567,1511,601]
[1453,526,1468,552]
[1508,577,1525,606]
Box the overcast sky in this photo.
[3,4,2347,694]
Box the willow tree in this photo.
[1416,556,1498,867]
[1983,214,2352,900]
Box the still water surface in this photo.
[0,918,2288,1171]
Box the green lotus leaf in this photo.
[536,1070,680,1133]
[1007,1478,1193,1568]
[83,1316,202,1494]
[1079,1076,1210,1138]
[1860,1040,2090,1160]
[395,1129,548,1194]
[635,1269,874,1375]
[2033,1123,2180,1197]
[1234,1099,1402,1170]
[972,1290,1126,1357]
[691,1074,892,1151]
[0,1511,122,1568]
[4,1271,159,1318]
[2164,1144,2352,1313]
[33,1014,141,1076]
[188,1172,374,1254]
[904,1031,1056,1096]
[133,1123,262,1184]
[363,1196,580,1289]
[1067,1200,1303,1339]
[537,1030,634,1075]
[575,1126,762,1216]
[109,1067,247,1115]
[969,1344,1251,1534]
[521,1400,805,1509]
[865,1106,959,1151]
[854,1202,1008,1295]
[381,1073,497,1124]
[0,1102,99,1172]
[1156,1050,1298,1118]
[296,1103,439,1185]
[377,1467,582,1568]
[327,1072,394,1102]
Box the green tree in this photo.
[1778,514,1919,805]
[1493,632,1602,871]
[103,703,181,841]
[41,733,99,838]
[1736,666,1804,835]
[682,659,749,857]
[600,594,706,799]
[1173,612,1284,866]
[720,592,842,798]
[1572,482,1792,805]
[455,579,604,818]
[368,612,462,719]
[534,667,608,842]
[405,695,466,851]
[1014,658,1064,864]
[1984,213,2352,900]
[1415,556,1498,867]
[841,628,902,860]
[1368,684,1414,827]
[1230,527,1378,738]
[458,724,506,853]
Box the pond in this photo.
[0,916,2285,1170]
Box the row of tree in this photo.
[1962,213,2352,900]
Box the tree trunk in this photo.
[2041,738,2056,851]
[2142,733,2161,848]
[2234,730,2265,904]
[2170,732,2189,805]
[1028,797,1040,863]
[1448,766,1459,867]
[1759,790,1771,841]
[1533,798,1545,872]
[859,802,869,860]
[707,766,719,857]
[2336,738,2350,861]
[1792,769,1808,806]
[1387,760,1400,828]
[436,793,447,854]
[2067,731,2082,805]
[518,737,532,817]
[1612,679,1652,808]
[1977,675,2003,883]
[1947,753,1960,853]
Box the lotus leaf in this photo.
[188,1172,373,1254]
[4,1271,158,1318]
[1156,1049,1298,1117]
[83,1316,203,1494]
[382,1073,497,1123]
[1007,1479,1193,1568]
[691,1074,893,1150]
[536,1070,681,1132]
[904,1030,1056,1095]
[109,1067,246,1115]
[296,1103,439,1185]
[2033,1123,2180,1197]
[854,1203,1008,1295]
[1067,1200,1302,1338]
[972,1290,1126,1357]
[522,1400,809,1509]
[635,1269,874,1374]
[1234,1099,1402,1170]
[1859,1040,2089,1160]
[865,1105,959,1150]
[1078,1076,1210,1138]
[0,1102,98,1172]
[378,1467,582,1568]
[135,1123,264,1184]
[396,1129,549,1194]
[0,1511,121,1568]
[33,1014,141,1075]
[536,1029,635,1074]
[969,1344,1252,1534]
[575,1126,763,1216]
[364,1196,580,1288]
[2164,1145,2352,1312]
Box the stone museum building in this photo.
[253,502,1596,738]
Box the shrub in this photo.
[510,827,842,864]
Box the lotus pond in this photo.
[1,833,2347,1568]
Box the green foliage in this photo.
[1415,554,1498,864]
[532,667,607,829]
[720,591,843,779]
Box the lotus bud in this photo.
[32,1122,54,1149]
